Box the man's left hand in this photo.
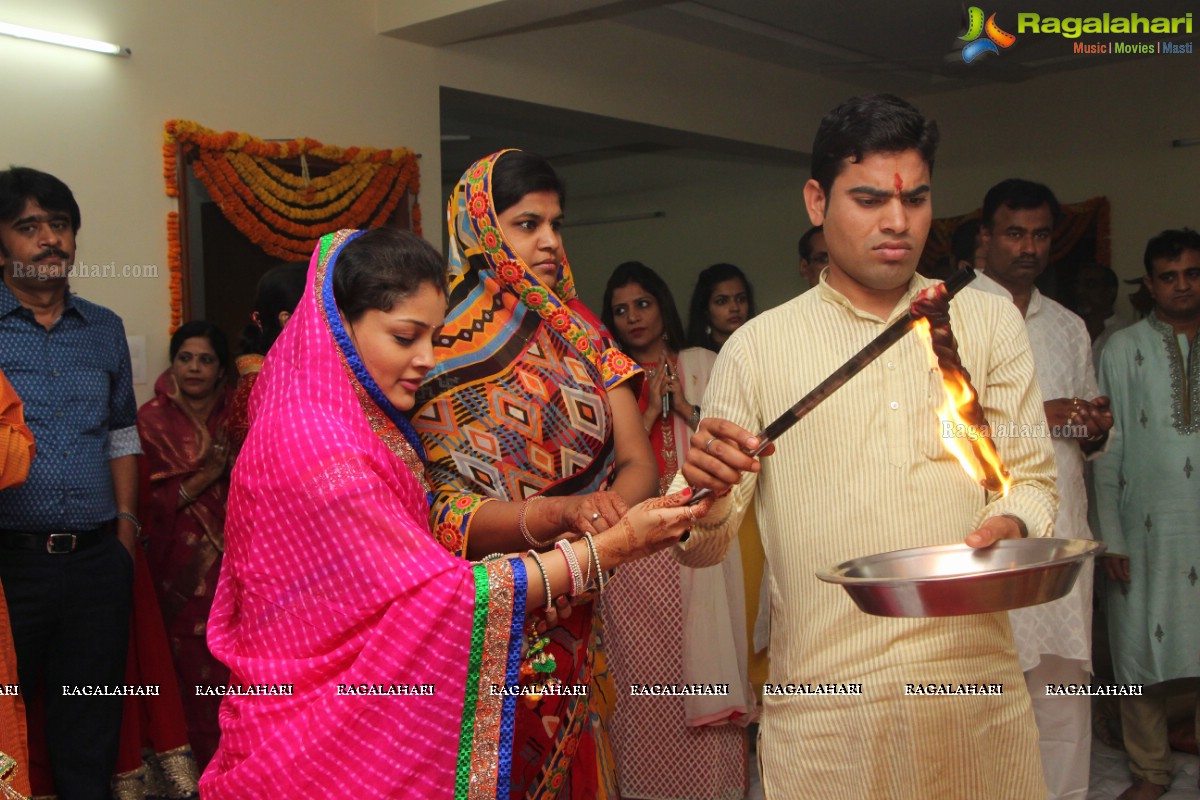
[115,516,138,558]
[964,515,1025,548]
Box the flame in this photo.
[913,319,1011,496]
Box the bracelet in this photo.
[555,539,584,598]
[527,549,553,615]
[688,405,701,430]
[582,533,603,596]
[114,511,142,536]
[519,496,551,547]
[579,532,593,590]
[179,484,197,505]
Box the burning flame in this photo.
[913,319,1011,496]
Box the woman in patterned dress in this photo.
[413,151,658,799]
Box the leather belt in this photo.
[0,522,114,554]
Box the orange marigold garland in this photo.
[162,120,421,327]
[166,211,183,333]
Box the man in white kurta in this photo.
[1095,229,1200,800]
[674,95,1058,799]
[974,179,1113,800]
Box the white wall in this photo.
[917,55,1200,315]
[559,152,808,314]
[1,2,857,402]
[3,2,1196,401]
[0,1,444,403]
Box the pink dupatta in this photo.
[201,230,527,799]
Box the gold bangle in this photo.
[519,496,551,547]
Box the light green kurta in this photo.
[1095,315,1200,686]
[673,276,1057,799]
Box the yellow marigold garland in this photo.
[162,119,421,330]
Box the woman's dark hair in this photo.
[170,320,231,374]
[333,227,447,323]
[491,151,566,214]
[686,263,757,351]
[239,261,308,355]
[601,261,686,353]
[810,94,940,200]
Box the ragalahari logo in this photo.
[959,6,1017,62]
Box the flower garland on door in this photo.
[162,119,421,332]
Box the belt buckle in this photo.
[46,533,77,554]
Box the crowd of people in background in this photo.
[0,89,1197,800]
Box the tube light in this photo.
[0,21,130,56]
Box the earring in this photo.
[662,332,669,341]
[705,324,711,336]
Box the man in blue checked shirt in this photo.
[0,167,140,799]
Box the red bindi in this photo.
[893,173,903,194]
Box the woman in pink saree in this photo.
[200,228,704,798]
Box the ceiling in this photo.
[428,0,1193,186]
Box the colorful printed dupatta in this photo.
[200,230,527,799]
[412,152,638,799]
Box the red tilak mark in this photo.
[893,173,903,194]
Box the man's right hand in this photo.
[681,418,774,500]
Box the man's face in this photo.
[1145,248,1200,324]
[981,203,1053,293]
[799,231,829,288]
[0,199,77,290]
[802,150,931,307]
[1072,266,1116,319]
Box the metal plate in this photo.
[815,538,1106,617]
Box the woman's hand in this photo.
[197,436,230,485]
[594,488,713,565]
[548,490,629,535]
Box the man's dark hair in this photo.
[950,219,982,266]
[0,167,82,233]
[981,179,1061,230]
[333,228,448,323]
[1075,262,1119,291]
[601,261,687,353]
[810,94,940,198]
[798,226,824,260]
[491,150,566,214]
[1143,227,1200,275]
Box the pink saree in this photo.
[200,230,528,798]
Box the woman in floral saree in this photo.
[200,227,700,798]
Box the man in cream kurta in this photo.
[674,95,1058,799]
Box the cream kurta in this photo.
[673,275,1058,799]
